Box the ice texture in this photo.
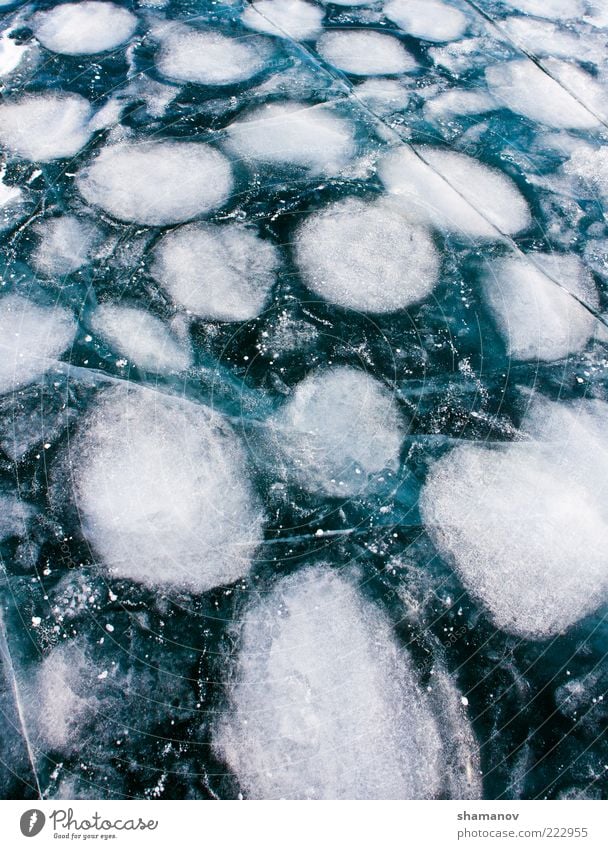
[71,385,264,592]
[241,0,324,41]
[90,304,192,373]
[76,141,233,225]
[0,31,29,76]
[379,146,531,239]
[151,222,280,322]
[0,94,94,162]
[384,0,467,42]
[294,197,440,312]
[32,1,137,56]
[562,144,608,200]
[270,366,404,497]
[226,102,356,175]
[316,30,417,76]
[424,90,496,120]
[354,78,410,114]
[500,17,603,64]
[486,60,607,129]
[213,566,480,799]
[31,216,100,277]
[420,397,608,639]
[0,295,76,394]
[155,26,271,86]
[482,252,599,362]
[503,0,584,20]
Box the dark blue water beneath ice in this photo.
[0,0,607,800]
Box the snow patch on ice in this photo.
[71,385,264,593]
[0,30,29,75]
[379,145,531,239]
[503,0,584,21]
[155,25,272,86]
[32,1,137,55]
[213,566,480,799]
[90,304,192,373]
[482,252,599,362]
[151,222,280,322]
[501,17,604,64]
[425,90,496,120]
[0,93,94,162]
[294,196,440,312]
[241,0,324,42]
[271,366,404,497]
[316,30,417,76]
[76,141,233,226]
[32,216,100,277]
[420,396,608,639]
[0,295,76,394]
[486,59,608,129]
[226,102,356,175]
[384,0,467,43]
[353,78,410,114]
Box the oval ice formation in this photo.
[90,304,192,373]
[271,366,404,497]
[0,93,94,162]
[504,0,584,20]
[378,146,530,239]
[71,385,264,593]
[316,30,417,76]
[212,566,480,799]
[482,252,599,362]
[155,27,271,86]
[151,222,280,322]
[500,17,601,63]
[32,216,100,277]
[384,0,467,42]
[31,1,138,56]
[76,141,233,226]
[420,397,608,640]
[226,101,356,175]
[0,294,76,394]
[294,197,440,313]
[241,0,324,41]
[485,60,607,129]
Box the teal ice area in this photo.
[0,0,607,800]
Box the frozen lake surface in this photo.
[0,0,607,801]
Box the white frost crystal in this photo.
[71,385,264,592]
[482,252,599,362]
[316,30,417,76]
[0,295,76,394]
[379,146,530,239]
[76,141,233,226]
[0,93,94,162]
[151,222,280,322]
[270,366,404,497]
[155,27,272,86]
[226,102,356,175]
[90,304,192,373]
[421,397,608,639]
[32,1,137,56]
[294,197,440,312]
[213,566,480,799]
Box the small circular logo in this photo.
[20,810,45,837]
